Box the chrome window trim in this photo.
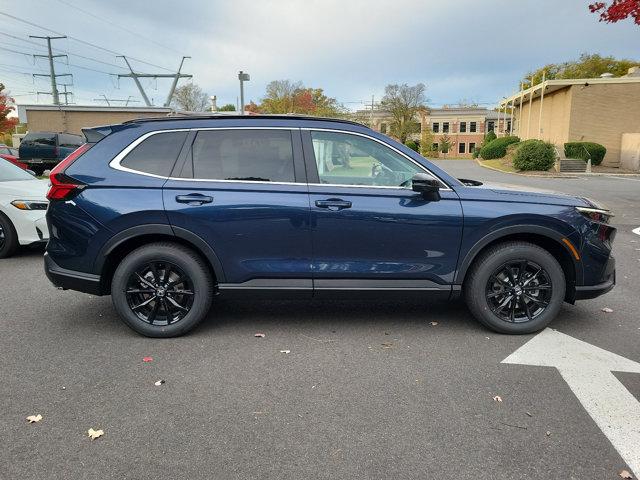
[109,126,452,191]
[302,127,452,191]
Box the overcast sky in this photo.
[2,0,639,110]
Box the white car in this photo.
[0,159,49,258]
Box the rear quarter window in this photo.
[59,134,83,148]
[120,131,188,177]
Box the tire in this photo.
[0,212,19,259]
[464,241,565,334]
[111,242,214,337]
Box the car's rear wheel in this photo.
[464,241,565,334]
[0,212,18,259]
[111,242,214,337]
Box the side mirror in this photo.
[411,173,441,201]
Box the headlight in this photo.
[576,206,613,224]
[10,200,49,211]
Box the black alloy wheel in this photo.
[125,261,195,326]
[485,260,552,323]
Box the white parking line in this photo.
[503,328,640,476]
[633,226,640,236]
[605,175,640,182]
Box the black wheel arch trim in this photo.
[454,225,582,285]
[94,224,226,283]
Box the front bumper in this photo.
[575,255,615,300]
[44,253,102,295]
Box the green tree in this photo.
[522,53,639,88]
[380,83,427,143]
[218,104,236,111]
[439,134,453,154]
[420,128,435,157]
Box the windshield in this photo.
[0,159,36,182]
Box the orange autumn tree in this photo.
[0,83,18,135]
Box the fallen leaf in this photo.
[26,414,42,423]
[254,333,265,338]
[154,380,165,386]
[429,321,438,326]
[381,342,394,349]
[87,428,104,440]
[142,356,153,363]
[619,469,633,479]
[545,431,551,437]
[493,396,503,403]
[279,350,290,354]
[602,307,614,313]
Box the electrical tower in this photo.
[117,56,192,107]
[29,35,73,105]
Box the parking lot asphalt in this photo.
[1,160,639,480]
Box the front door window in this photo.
[310,131,425,187]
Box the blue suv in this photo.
[44,115,616,337]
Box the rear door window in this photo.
[189,129,296,182]
[120,131,188,177]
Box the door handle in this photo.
[315,198,352,211]
[175,194,213,205]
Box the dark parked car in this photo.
[44,115,615,337]
[18,132,84,175]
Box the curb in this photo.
[474,159,577,179]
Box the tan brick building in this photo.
[17,105,173,136]
[363,107,510,157]
[500,69,640,167]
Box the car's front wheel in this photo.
[111,242,214,337]
[464,241,565,334]
[0,212,18,259]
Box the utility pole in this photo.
[238,71,250,115]
[117,56,192,107]
[165,56,190,107]
[29,35,71,105]
[59,84,73,105]
[370,95,374,127]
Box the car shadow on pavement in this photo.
[195,296,485,334]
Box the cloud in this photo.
[4,0,640,109]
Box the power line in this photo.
[0,11,176,72]
[0,31,127,70]
[51,0,186,56]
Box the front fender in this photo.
[455,215,582,285]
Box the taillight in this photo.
[46,143,92,201]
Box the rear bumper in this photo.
[575,255,615,300]
[44,253,103,295]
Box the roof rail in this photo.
[122,113,364,127]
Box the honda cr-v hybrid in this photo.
[44,115,615,337]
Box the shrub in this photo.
[479,136,520,160]
[405,140,419,152]
[564,142,606,166]
[471,147,480,159]
[483,130,497,145]
[512,139,556,171]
